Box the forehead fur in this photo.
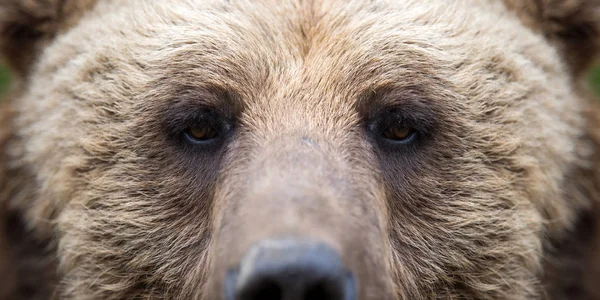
[33,0,578,131]
[31,0,580,160]
[36,0,548,95]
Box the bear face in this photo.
[0,0,599,300]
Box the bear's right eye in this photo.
[382,125,417,143]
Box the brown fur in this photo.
[0,100,15,299]
[0,94,58,300]
[503,0,600,75]
[0,0,97,76]
[541,101,600,299]
[0,1,599,299]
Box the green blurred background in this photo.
[0,64,599,99]
[591,66,600,98]
[0,65,10,97]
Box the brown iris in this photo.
[383,126,415,141]
[186,126,217,141]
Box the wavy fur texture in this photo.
[0,1,599,299]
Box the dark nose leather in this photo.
[225,239,355,300]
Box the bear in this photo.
[0,0,599,299]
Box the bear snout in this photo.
[225,239,355,300]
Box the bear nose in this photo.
[225,239,356,300]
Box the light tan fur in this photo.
[0,0,599,299]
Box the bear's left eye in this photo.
[185,126,218,143]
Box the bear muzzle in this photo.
[206,134,393,300]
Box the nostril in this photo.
[260,283,282,300]
[247,280,282,300]
[225,239,355,300]
[305,282,339,300]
